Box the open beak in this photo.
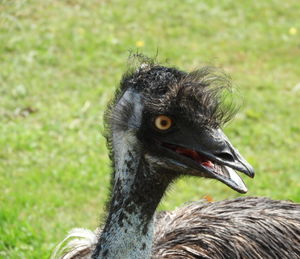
[161,128,254,193]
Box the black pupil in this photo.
[161,119,168,127]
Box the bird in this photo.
[51,57,300,259]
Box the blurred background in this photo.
[1,0,299,258]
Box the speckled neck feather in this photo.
[92,90,172,259]
[92,133,171,259]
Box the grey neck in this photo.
[92,131,171,259]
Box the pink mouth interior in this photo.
[175,146,214,168]
[163,144,214,168]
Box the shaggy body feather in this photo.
[53,197,300,259]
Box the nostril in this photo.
[216,152,234,162]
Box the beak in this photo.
[161,128,255,193]
[198,128,254,193]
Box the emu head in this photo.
[106,63,254,193]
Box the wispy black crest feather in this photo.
[105,55,238,135]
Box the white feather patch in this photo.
[51,228,99,259]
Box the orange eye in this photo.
[154,115,172,131]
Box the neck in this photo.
[92,133,171,259]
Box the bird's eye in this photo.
[154,115,172,131]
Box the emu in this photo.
[52,60,300,259]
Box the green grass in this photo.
[1,0,300,258]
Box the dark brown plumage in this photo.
[52,197,300,259]
[52,57,300,259]
[153,197,300,259]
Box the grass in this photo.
[1,0,300,258]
